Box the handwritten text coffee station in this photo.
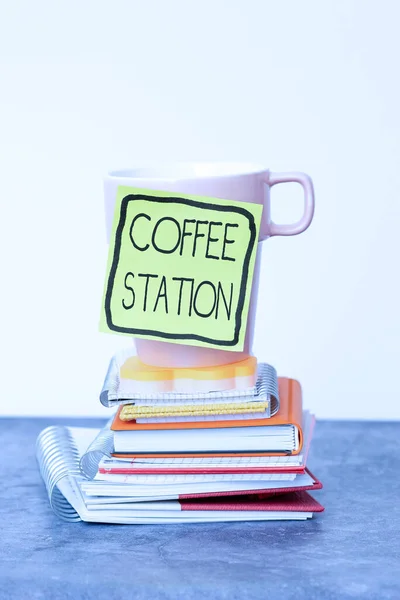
[37,164,323,524]
[118,208,247,321]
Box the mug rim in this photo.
[107,162,268,181]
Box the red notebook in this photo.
[178,491,324,513]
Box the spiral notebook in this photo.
[36,426,323,523]
[100,349,279,418]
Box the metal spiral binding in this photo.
[99,348,134,407]
[36,426,82,522]
[79,418,114,480]
[256,363,280,416]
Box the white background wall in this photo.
[0,0,399,418]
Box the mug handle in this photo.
[265,171,315,237]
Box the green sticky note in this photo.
[100,186,262,351]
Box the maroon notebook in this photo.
[178,490,324,512]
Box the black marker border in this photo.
[104,194,257,347]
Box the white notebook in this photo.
[82,472,313,500]
[113,422,300,454]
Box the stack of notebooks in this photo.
[36,350,324,524]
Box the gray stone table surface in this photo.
[1,418,400,600]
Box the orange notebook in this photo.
[111,377,304,457]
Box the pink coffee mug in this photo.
[104,163,314,368]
